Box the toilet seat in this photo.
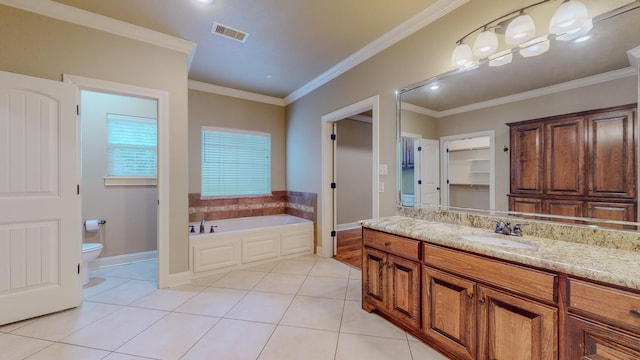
[82,243,103,252]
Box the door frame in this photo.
[440,130,496,210]
[63,74,170,288]
[320,95,379,258]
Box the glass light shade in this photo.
[472,30,499,58]
[488,50,513,67]
[451,43,473,68]
[519,36,550,57]
[505,14,536,46]
[555,18,593,41]
[549,0,589,35]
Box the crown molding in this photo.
[0,0,196,56]
[404,67,638,118]
[188,80,285,106]
[284,0,469,105]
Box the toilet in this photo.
[81,243,103,285]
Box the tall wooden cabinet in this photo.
[508,105,637,224]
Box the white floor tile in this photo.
[253,272,306,294]
[271,259,314,275]
[129,284,203,311]
[174,287,247,317]
[181,319,275,360]
[309,260,351,278]
[335,333,413,360]
[85,279,157,305]
[0,334,51,360]
[211,270,267,290]
[258,326,338,360]
[346,278,362,301]
[117,313,218,360]
[25,343,109,360]
[290,254,319,262]
[225,291,294,324]
[61,307,167,351]
[280,296,344,331]
[242,260,281,272]
[82,277,129,299]
[11,302,120,341]
[340,300,407,339]
[189,272,227,287]
[298,276,348,299]
[103,353,154,360]
[349,268,362,280]
[409,340,450,359]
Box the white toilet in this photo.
[81,243,103,285]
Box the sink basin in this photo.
[461,235,537,250]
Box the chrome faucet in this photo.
[494,221,525,236]
[200,218,206,234]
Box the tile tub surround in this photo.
[397,206,640,252]
[189,191,316,223]
[361,215,640,291]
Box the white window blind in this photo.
[107,114,157,177]
[201,126,271,197]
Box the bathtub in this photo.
[189,214,314,274]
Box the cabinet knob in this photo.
[630,309,640,318]
[478,298,485,305]
[384,242,390,246]
[466,293,473,300]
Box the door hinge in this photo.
[76,105,79,115]
[330,134,336,141]
[418,146,422,151]
[77,263,80,274]
[331,182,337,189]
[77,184,80,195]
[418,180,422,185]
[446,179,450,184]
[331,230,337,237]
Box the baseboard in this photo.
[90,250,157,269]
[336,222,361,231]
[167,271,192,287]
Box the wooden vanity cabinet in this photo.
[510,121,544,195]
[362,228,421,330]
[567,278,640,359]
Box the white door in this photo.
[419,139,440,206]
[0,71,81,325]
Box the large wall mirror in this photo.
[398,0,640,229]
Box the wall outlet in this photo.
[378,164,388,175]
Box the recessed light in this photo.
[429,83,440,90]
[265,74,273,79]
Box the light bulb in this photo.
[505,14,536,46]
[550,0,589,35]
[489,50,513,67]
[451,44,473,68]
[472,30,499,58]
[519,36,550,57]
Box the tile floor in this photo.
[0,255,448,360]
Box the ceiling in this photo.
[51,0,440,99]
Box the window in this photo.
[107,114,157,178]
[201,126,271,197]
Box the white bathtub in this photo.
[189,214,314,274]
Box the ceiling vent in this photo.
[211,22,249,42]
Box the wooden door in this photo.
[568,316,640,360]
[423,266,476,360]
[387,254,420,329]
[545,117,585,196]
[509,196,543,215]
[0,71,81,325]
[586,108,636,199]
[584,202,636,229]
[362,246,386,311]
[477,286,557,360]
[544,199,584,223]
[510,123,544,194]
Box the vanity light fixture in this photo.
[450,0,591,69]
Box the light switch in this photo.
[378,164,388,175]
[379,182,385,192]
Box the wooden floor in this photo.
[333,228,362,269]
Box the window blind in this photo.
[107,114,157,177]
[201,126,271,197]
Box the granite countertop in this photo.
[360,216,640,291]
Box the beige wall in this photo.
[0,5,190,273]
[401,110,437,139]
[81,91,158,257]
[437,76,638,211]
[188,89,286,193]
[336,119,373,225]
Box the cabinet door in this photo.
[586,109,636,198]
[545,117,585,196]
[509,196,543,216]
[477,286,557,360]
[544,199,584,223]
[387,254,421,329]
[511,123,544,194]
[362,246,386,311]
[423,266,476,360]
[568,316,640,360]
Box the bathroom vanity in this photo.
[360,215,640,360]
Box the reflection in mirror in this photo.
[398,0,640,230]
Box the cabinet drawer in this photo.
[424,244,557,303]
[568,279,640,332]
[363,229,419,261]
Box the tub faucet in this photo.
[200,219,206,234]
